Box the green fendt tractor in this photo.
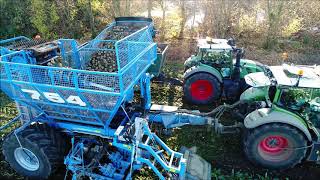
[183,38,264,104]
[240,64,320,169]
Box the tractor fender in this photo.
[244,108,312,141]
[183,65,223,83]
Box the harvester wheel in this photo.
[183,72,221,104]
[243,123,307,169]
[2,123,68,179]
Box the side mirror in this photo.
[227,38,236,46]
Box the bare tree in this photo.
[158,0,167,41]
[265,0,284,49]
[148,0,152,18]
[87,0,95,37]
[178,0,187,39]
[190,0,197,38]
[125,0,130,16]
[112,0,121,17]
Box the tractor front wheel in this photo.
[2,123,67,179]
[183,73,221,105]
[244,123,308,169]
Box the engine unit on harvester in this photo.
[0,17,212,179]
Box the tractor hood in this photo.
[244,72,271,87]
[269,64,320,88]
[245,64,320,88]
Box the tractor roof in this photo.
[197,38,233,51]
[270,64,320,88]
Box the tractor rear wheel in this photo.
[183,73,221,104]
[243,123,308,169]
[2,123,68,179]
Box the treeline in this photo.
[1,0,111,40]
[0,0,152,40]
[1,0,320,49]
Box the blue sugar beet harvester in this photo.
[0,17,213,179]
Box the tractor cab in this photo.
[183,38,264,104]
[244,63,320,131]
[244,64,320,112]
[185,38,233,76]
[269,64,320,124]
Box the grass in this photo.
[0,92,23,180]
[0,62,320,179]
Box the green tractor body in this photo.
[183,38,264,104]
[241,64,320,169]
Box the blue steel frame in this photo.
[0,36,30,56]
[135,121,187,179]
[0,19,190,180]
[0,21,157,137]
[64,118,187,179]
[0,36,30,47]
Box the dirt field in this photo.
[1,61,320,180]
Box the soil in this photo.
[1,61,320,179]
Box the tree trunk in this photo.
[112,0,121,17]
[160,9,166,41]
[62,0,71,36]
[87,0,95,38]
[147,0,152,18]
[190,1,196,38]
[159,0,166,42]
[265,0,284,49]
[178,0,186,39]
[125,0,130,16]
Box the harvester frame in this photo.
[0,17,212,179]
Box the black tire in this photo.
[243,123,307,170]
[2,123,68,179]
[183,72,221,104]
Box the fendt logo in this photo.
[21,89,87,107]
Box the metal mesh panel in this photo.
[0,62,7,80]
[58,39,80,68]
[1,39,47,50]
[96,111,110,122]
[0,38,29,49]
[122,43,156,90]
[9,63,30,82]
[31,67,51,85]
[13,84,37,100]
[78,73,120,92]
[52,70,75,87]
[116,28,153,70]
[79,47,118,73]
[82,92,119,111]
[1,51,30,64]
[0,22,156,127]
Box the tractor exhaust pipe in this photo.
[233,49,242,82]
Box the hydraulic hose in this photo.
[175,101,241,116]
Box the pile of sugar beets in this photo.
[48,25,162,72]
[86,25,162,72]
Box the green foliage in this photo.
[282,18,303,38]
[262,38,279,50]
[290,41,303,49]
[0,0,36,38]
[0,0,113,40]
[30,0,57,39]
